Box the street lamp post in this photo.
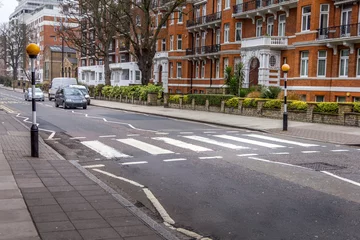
[282,63,290,131]
[26,43,40,157]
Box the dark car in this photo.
[54,87,87,109]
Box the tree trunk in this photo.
[104,56,111,86]
[137,51,154,85]
[12,67,17,90]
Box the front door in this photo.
[249,58,259,86]
[158,65,162,83]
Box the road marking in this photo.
[246,134,319,147]
[121,161,148,165]
[153,137,212,152]
[155,132,169,135]
[93,169,144,187]
[184,135,248,149]
[199,156,223,159]
[127,134,140,137]
[271,152,290,155]
[179,132,193,134]
[237,153,258,157]
[204,131,216,134]
[143,188,175,225]
[321,171,360,187]
[99,135,116,138]
[163,158,187,162]
[301,151,320,153]
[226,131,239,133]
[215,135,285,148]
[248,157,309,169]
[331,149,349,152]
[70,137,86,140]
[81,140,131,159]
[117,138,173,155]
[83,164,105,169]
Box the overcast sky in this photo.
[0,0,18,23]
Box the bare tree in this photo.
[0,22,30,84]
[101,0,186,85]
[60,0,119,86]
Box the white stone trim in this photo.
[287,86,360,92]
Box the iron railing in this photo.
[233,0,290,14]
[185,44,221,55]
[186,12,221,28]
[317,23,360,39]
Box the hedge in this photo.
[243,98,258,108]
[169,95,181,104]
[225,97,240,108]
[314,102,339,114]
[263,99,281,109]
[98,84,163,100]
[187,94,234,106]
[288,101,308,111]
[354,103,360,113]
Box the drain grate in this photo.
[296,162,346,171]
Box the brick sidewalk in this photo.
[0,111,178,240]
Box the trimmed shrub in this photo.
[225,97,240,108]
[260,86,282,99]
[187,94,234,106]
[277,91,301,101]
[101,86,112,97]
[183,95,189,104]
[243,98,258,108]
[289,101,308,111]
[169,95,181,104]
[95,84,105,96]
[263,99,281,109]
[88,85,95,97]
[314,102,339,114]
[353,103,360,113]
[246,91,261,98]
[239,88,250,97]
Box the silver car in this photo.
[24,88,44,101]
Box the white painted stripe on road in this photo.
[184,135,248,150]
[179,132,193,134]
[204,131,217,134]
[83,164,105,169]
[99,135,116,138]
[248,157,309,169]
[321,171,360,187]
[93,169,144,188]
[302,151,320,153]
[121,161,148,165]
[70,137,86,140]
[271,152,290,155]
[226,131,239,133]
[143,188,175,225]
[117,138,173,155]
[163,158,187,162]
[215,135,285,148]
[155,132,169,135]
[237,153,258,157]
[246,134,319,147]
[81,141,131,159]
[127,134,140,137]
[199,156,223,159]
[153,137,212,152]
[330,149,349,152]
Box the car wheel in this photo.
[63,102,67,109]
[83,105,87,110]
[55,101,59,108]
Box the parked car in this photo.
[24,88,44,101]
[68,85,91,105]
[54,87,87,109]
[48,78,77,101]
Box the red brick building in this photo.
[153,0,360,102]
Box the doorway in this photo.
[249,57,259,86]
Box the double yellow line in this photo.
[0,105,15,114]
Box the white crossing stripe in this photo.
[121,161,148,165]
[331,149,349,152]
[199,156,223,159]
[271,152,289,155]
[81,141,131,159]
[237,154,258,157]
[215,135,285,148]
[301,151,320,153]
[83,164,105,169]
[163,158,187,162]
[152,137,212,152]
[117,138,173,155]
[183,135,248,150]
[246,134,319,147]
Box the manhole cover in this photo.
[296,162,346,171]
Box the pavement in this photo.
[90,99,360,145]
[0,110,179,240]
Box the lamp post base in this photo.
[283,112,288,131]
[31,124,39,157]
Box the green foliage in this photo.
[243,98,258,108]
[354,103,360,113]
[188,94,234,107]
[260,86,282,99]
[88,85,95,97]
[224,66,233,86]
[95,84,105,96]
[0,75,13,87]
[101,86,112,97]
[228,77,239,96]
[248,85,265,93]
[183,95,189,104]
[263,99,282,109]
[35,82,50,92]
[289,101,308,111]
[239,88,250,97]
[225,97,240,108]
[314,102,339,114]
[277,91,301,101]
[168,95,181,104]
[95,84,163,100]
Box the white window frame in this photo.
[357,49,360,76]
[224,23,229,43]
[319,4,329,31]
[178,11,183,23]
[177,62,182,78]
[195,62,199,78]
[301,6,311,32]
[278,14,286,36]
[300,51,309,77]
[201,61,206,78]
[217,0,222,12]
[235,22,242,42]
[267,16,274,36]
[162,38,166,51]
[317,50,327,77]
[201,31,206,46]
[315,95,325,102]
[256,19,262,37]
[170,12,174,25]
[202,4,207,17]
[169,62,173,78]
[216,29,221,44]
[170,35,173,51]
[177,34,182,50]
[216,60,220,78]
[136,15,141,26]
[225,0,230,9]
[339,49,349,77]
[223,58,229,76]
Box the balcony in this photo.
[185,44,221,60]
[241,36,288,49]
[154,51,168,59]
[186,12,221,32]
[232,0,298,22]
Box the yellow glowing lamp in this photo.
[26,43,40,58]
[281,63,290,73]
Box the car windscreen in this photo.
[79,89,88,95]
[35,88,42,92]
[64,88,83,96]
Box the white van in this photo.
[48,78,77,101]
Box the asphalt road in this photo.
[1,88,360,240]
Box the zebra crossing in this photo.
[80,133,320,160]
